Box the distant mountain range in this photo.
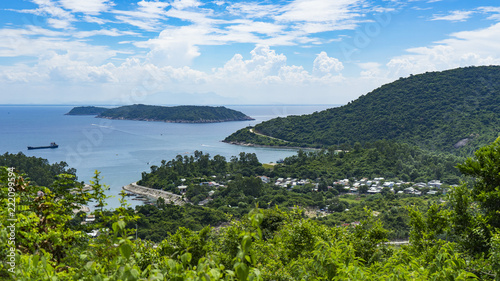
[66,104,254,123]
[225,66,500,154]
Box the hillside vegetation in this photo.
[225,66,500,154]
[0,152,76,186]
[65,106,108,115]
[96,104,254,123]
[2,139,500,279]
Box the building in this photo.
[177,185,188,194]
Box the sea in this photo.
[0,105,335,209]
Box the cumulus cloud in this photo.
[0,44,350,104]
[313,52,344,75]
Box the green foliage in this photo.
[135,204,228,242]
[227,66,500,154]
[457,137,500,228]
[0,165,482,280]
[97,104,253,122]
[407,203,449,259]
[139,151,264,194]
[273,141,463,184]
[443,138,500,279]
[0,152,76,187]
[6,137,500,280]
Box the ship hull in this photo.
[27,145,58,150]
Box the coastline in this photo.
[122,182,187,206]
[97,116,254,123]
[222,140,321,151]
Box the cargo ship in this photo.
[27,142,59,150]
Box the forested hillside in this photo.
[0,152,76,186]
[2,138,500,279]
[65,106,108,115]
[97,104,254,123]
[2,139,500,279]
[225,66,500,154]
[136,142,462,241]
[273,140,463,184]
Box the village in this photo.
[169,174,450,209]
[271,176,448,196]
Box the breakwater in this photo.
[122,182,186,206]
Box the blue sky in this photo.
[0,0,499,105]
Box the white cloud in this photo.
[58,0,114,15]
[0,45,351,104]
[136,24,211,66]
[313,52,344,75]
[171,0,202,10]
[274,0,366,35]
[73,28,139,38]
[0,26,116,63]
[358,62,382,77]
[7,0,77,29]
[387,22,500,77]
[431,10,474,22]
[83,15,111,24]
[112,0,170,31]
[477,6,500,21]
[227,2,281,19]
[47,18,73,29]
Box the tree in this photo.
[358,185,369,194]
[457,137,500,229]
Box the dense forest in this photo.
[0,152,76,187]
[1,137,500,279]
[225,66,500,155]
[95,104,254,123]
[65,106,108,115]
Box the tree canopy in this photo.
[96,104,254,123]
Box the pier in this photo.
[122,182,186,206]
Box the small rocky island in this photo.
[66,104,254,123]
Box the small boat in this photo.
[28,142,58,150]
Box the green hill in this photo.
[225,66,500,154]
[97,104,254,123]
[65,106,108,115]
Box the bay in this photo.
[0,104,335,208]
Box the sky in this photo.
[0,0,499,105]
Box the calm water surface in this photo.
[0,105,335,208]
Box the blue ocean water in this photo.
[0,105,334,208]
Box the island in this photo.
[94,104,254,123]
[65,106,108,115]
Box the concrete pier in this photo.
[122,182,186,206]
